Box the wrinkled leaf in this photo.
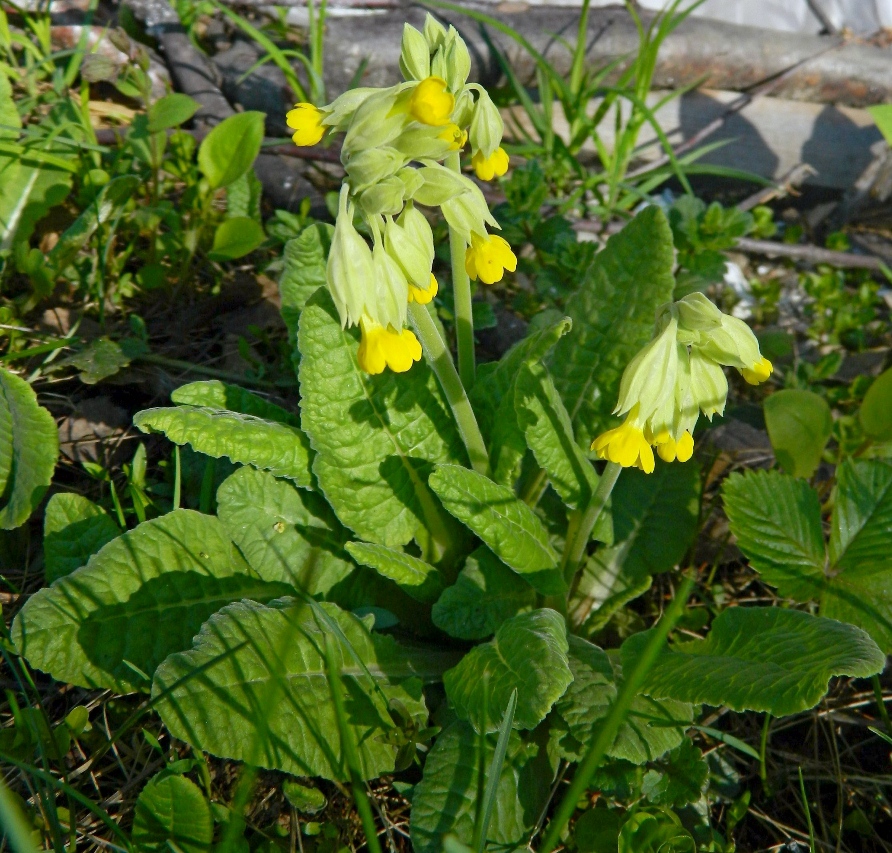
[171,380,299,426]
[132,774,212,853]
[345,542,444,604]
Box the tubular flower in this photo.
[409,77,454,126]
[357,316,422,374]
[286,103,326,146]
[591,406,655,474]
[652,430,695,463]
[464,232,517,284]
[408,273,438,304]
[472,147,509,181]
[741,356,773,385]
[438,123,467,150]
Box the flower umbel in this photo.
[357,316,423,375]
[286,103,326,146]
[464,232,517,284]
[472,147,509,181]
[591,406,655,474]
[409,76,454,126]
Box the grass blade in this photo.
[474,688,517,853]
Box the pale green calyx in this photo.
[327,187,376,329]
[694,313,763,370]
[384,205,434,286]
[371,239,409,330]
[615,315,679,422]
[468,86,504,159]
[440,173,499,241]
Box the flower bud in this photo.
[344,147,405,193]
[327,189,375,328]
[432,28,471,92]
[400,23,431,81]
[694,313,762,371]
[358,176,406,217]
[674,292,724,332]
[413,164,468,207]
[384,206,434,286]
[423,14,448,51]
[341,87,407,155]
[439,175,498,240]
[469,87,504,159]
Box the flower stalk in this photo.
[409,302,489,475]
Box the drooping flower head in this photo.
[294,14,512,374]
[592,292,772,472]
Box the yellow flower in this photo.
[464,232,517,285]
[591,407,655,474]
[472,147,509,181]
[286,103,326,146]
[409,76,454,126]
[740,356,773,385]
[438,123,467,151]
[408,273,438,305]
[652,430,695,464]
[357,316,422,375]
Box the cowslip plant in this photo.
[9,16,887,853]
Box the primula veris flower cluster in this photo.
[593,293,773,473]
[284,15,517,375]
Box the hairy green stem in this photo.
[759,713,772,797]
[538,575,695,853]
[560,462,622,584]
[445,151,476,389]
[409,302,489,475]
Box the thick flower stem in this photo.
[409,302,490,476]
[445,151,476,389]
[559,462,622,585]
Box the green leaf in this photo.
[641,739,708,807]
[208,216,266,262]
[431,547,536,640]
[216,466,354,596]
[723,469,826,601]
[470,316,571,481]
[548,206,676,446]
[624,607,885,715]
[132,774,212,853]
[0,367,59,530]
[12,510,293,692]
[573,807,622,853]
[134,405,312,486]
[226,168,264,221]
[824,459,892,651]
[409,721,553,853]
[153,599,432,781]
[552,636,693,765]
[171,380,300,426]
[297,289,464,550]
[197,111,265,189]
[618,809,694,853]
[764,389,833,478]
[725,463,892,653]
[63,337,132,384]
[868,104,892,147]
[860,366,892,441]
[345,542,444,604]
[569,463,700,631]
[146,93,200,133]
[443,609,572,733]
[43,493,120,582]
[514,361,598,509]
[429,464,563,595]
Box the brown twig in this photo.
[734,237,887,270]
[737,163,817,212]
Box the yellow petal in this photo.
[409,77,454,126]
[286,103,325,146]
[675,431,695,462]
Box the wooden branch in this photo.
[734,237,886,270]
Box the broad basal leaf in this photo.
[171,380,300,427]
[443,608,572,733]
[134,405,312,486]
[623,607,885,716]
[723,469,826,601]
[153,599,436,781]
[429,464,563,595]
[515,361,598,510]
[548,206,676,446]
[860,365,892,441]
[279,225,334,346]
[569,462,700,631]
[13,510,293,692]
[43,493,120,582]
[0,367,59,529]
[410,721,554,853]
[132,774,212,853]
[552,637,693,765]
[345,542,444,604]
[824,458,892,651]
[298,290,465,551]
[216,466,353,596]
[432,547,536,640]
[725,463,892,652]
